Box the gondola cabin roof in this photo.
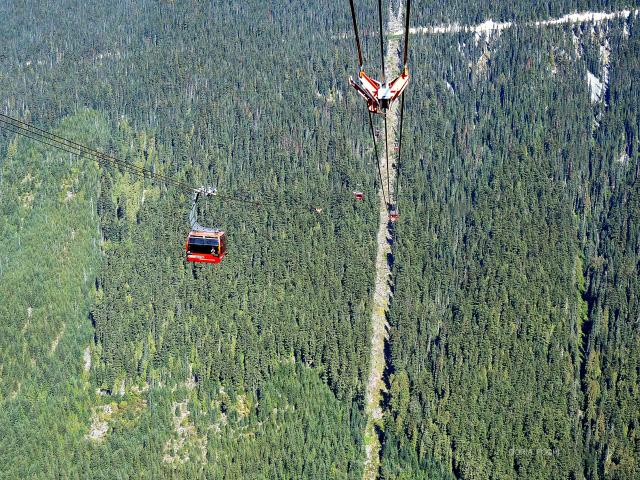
[189,230,225,238]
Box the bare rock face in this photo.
[86,405,112,442]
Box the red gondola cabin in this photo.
[186,230,227,264]
[353,191,364,201]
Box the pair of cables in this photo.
[0,113,373,216]
[348,0,411,209]
[1,113,263,208]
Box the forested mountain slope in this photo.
[1,1,639,479]
[0,112,104,477]
[382,10,640,480]
[1,0,381,477]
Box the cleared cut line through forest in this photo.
[362,4,404,480]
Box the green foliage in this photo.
[1,1,373,477]
[0,111,105,478]
[201,365,365,479]
[382,13,640,480]
[1,1,639,478]
[381,432,454,480]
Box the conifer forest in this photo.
[0,1,639,478]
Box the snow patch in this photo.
[587,71,604,103]
[586,27,612,105]
[535,10,635,27]
[409,9,639,36]
[474,20,512,44]
[409,19,512,38]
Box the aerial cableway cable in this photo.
[0,113,265,208]
[395,94,406,199]
[348,0,364,69]
[402,0,411,67]
[395,0,411,197]
[377,0,385,82]
[383,115,390,203]
[376,0,392,202]
[0,114,199,195]
[0,114,368,213]
[394,0,411,203]
[348,0,391,208]
[0,123,177,187]
[367,111,389,207]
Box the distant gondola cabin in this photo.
[186,230,227,264]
